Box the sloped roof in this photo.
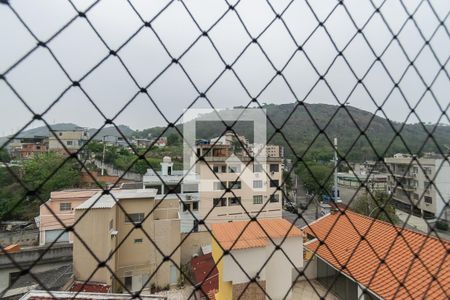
[69,281,110,293]
[10,264,72,291]
[191,253,218,298]
[212,218,303,250]
[304,210,450,300]
[50,190,99,200]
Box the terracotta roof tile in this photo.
[304,211,450,300]
[212,218,303,250]
[69,282,110,293]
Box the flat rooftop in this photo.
[76,189,157,210]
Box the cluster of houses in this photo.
[1,134,449,300]
[5,127,169,160]
[337,153,450,226]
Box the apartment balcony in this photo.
[396,185,416,192]
[392,191,414,204]
[392,172,414,179]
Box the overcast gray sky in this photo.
[0,0,449,137]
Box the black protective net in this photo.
[0,0,449,299]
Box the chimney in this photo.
[161,156,173,176]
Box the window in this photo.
[213,165,226,173]
[134,238,143,243]
[109,219,114,231]
[229,181,241,189]
[229,197,241,206]
[66,140,73,146]
[213,198,227,207]
[269,164,279,173]
[214,181,226,190]
[269,194,280,203]
[228,164,241,173]
[60,202,71,211]
[253,195,263,204]
[168,166,172,175]
[193,202,199,210]
[126,213,145,224]
[167,185,181,194]
[253,164,263,173]
[270,179,279,188]
[253,180,263,189]
[424,196,432,204]
[45,229,69,244]
[193,220,199,232]
[124,276,132,291]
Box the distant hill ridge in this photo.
[2,103,449,161]
[6,123,135,140]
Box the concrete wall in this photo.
[0,243,72,269]
[264,237,302,300]
[0,229,38,247]
[0,243,72,292]
[220,237,303,300]
[73,208,115,286]
[300,255,317,282]
[212,238,232,300]
[180,231,212,265]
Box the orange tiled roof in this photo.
[212,218,303,250]
[304,210,450,300]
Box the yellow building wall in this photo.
[212,239,232,300]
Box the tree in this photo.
[23,152,81,200]
[350,192,399,224]
[297,163,333,196]
[167,133,181,146]
[0,167,27,220]
[0,149,11,163]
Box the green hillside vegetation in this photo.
[0,152,81,220]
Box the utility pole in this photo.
[334,137,340,202]
[101,136,106,176]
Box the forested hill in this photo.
[138,103,450,161]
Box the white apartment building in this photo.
[48,128,89,154]
[196,143,283,224]
[143,156,200,233]
[385,154,450,222]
